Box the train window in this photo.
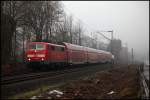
[48,45,51,50]
[54,46,64,51]
[29,44,45,50]
[61,47,64,51]
[51,46,55,51]
[36,44,45,50]
[50,46,64,51]
[55,47,60,51]
[29,44,36,50]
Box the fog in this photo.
[62,1,149,63]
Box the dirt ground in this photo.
[33,65,140,99]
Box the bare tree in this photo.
[42,1,64,42]
[22,1,46,41]
[78,22,82,45]
[1,1,65,64]
[56,13,72,43]
[1,12,16,64]
[1,1,24,63]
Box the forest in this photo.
[1,1,128,65]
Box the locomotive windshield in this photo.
[29,44,45,50]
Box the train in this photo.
[25,42,114,69]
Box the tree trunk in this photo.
[1,13,16,64]
[36,30,42,41]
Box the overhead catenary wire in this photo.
[63,3,114,44]
[62,3,97,36]
[62,2,118,50]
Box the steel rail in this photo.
[1,65,97,85]
[2,64,111,99]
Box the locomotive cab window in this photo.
[29,44,45,50]
[29,44,36,50]
[36,44,45,50]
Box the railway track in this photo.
[1,64,94,85]
[1,63,112,98]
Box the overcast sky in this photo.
[62,1,149,62]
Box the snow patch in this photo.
[48,90,63,95]
[107,91,115,95]
[30,96,37,99]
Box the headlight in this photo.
[28,58,31,61]
[27,54,34,57]
[36,54,45,57]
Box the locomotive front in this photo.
[25,42,48,65]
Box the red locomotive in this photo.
[25,42,114,69]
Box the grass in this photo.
[7,71,94,99]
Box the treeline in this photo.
[1,1,127,65]
[1,1,93,64]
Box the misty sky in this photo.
[62,1,149,62]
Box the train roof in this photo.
[29,42,49,44]
[85,46,111,54]
[29,42,65,47]
[63,42,112,55]
[29,42,112,55]
[63,42,84,50]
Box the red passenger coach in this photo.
[63,42,87,64]
[63,42,113,64]
[48,43,66,63]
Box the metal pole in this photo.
[132,48,134,64]
[111,30,113,65]
[22,27,25,63]
[96,30,114,64]
[111,30,113,54]
[126,43,128,65]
